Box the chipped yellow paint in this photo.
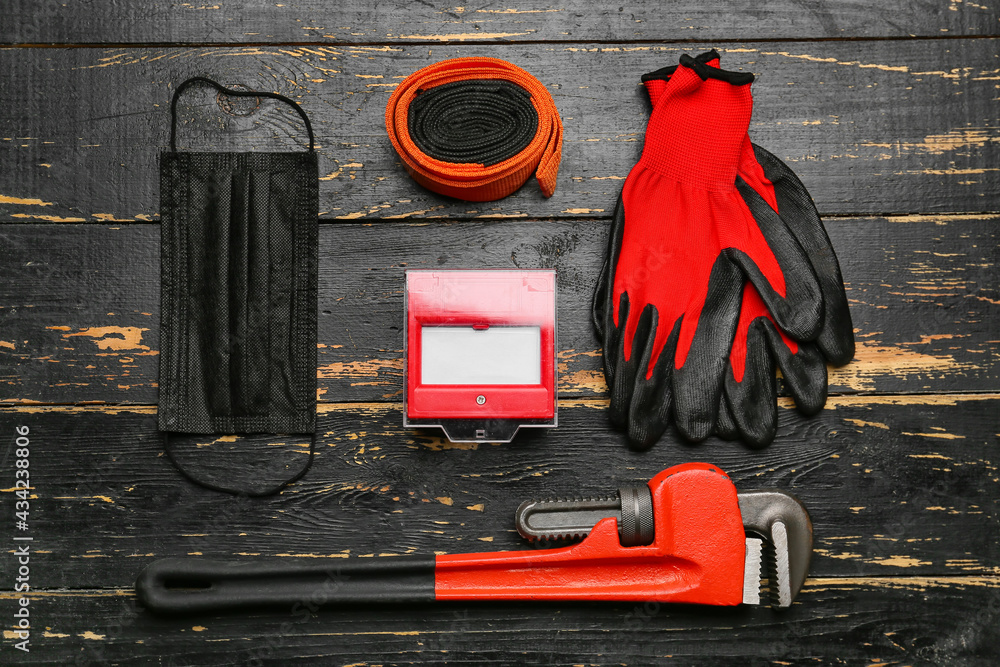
[561,208,605,214]
[80,631,105,640]
[725,48,1000,83]
[912,166,999,176]
[946,559,1000,574]
[194,434,243,448]
[415,436,480,451]
[61,326,151,352]
[758,50,907,73]
[192,626,207,632]
[557,348,605,394]
[865,128,1000,156]
[806,576,1000,594]
[0,194,54,206]
[564,45,676,54]
[813,548,866,561]
[42,630,71,638]
[909,453,953,460]
[901,431,965,440]
[845,418,890,430]
[466,504,484,512]
[0,404,157,415]
[319,161,364,182]
[559,368,605,394]
[816,549,943,569]
[335,209,374,220]
[477,536,494,542]
[384,206,446,219]
[475,8,562,13]
[317,402,400,415]
[436,497,454,506]
[92,213,151,222]
[318,358,401,380]
[345,46,403,53]
[869,555,932,568]
[11,213,87,222]
[829,339,979,392]
[475,212,528,218]
[394,32,531,41]
[558,398,612,410]
[0,340,14,350]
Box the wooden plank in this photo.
[6,0,998,45]
[1,215,996,404]
[0,395,997,588]
[1,40,997,222]
[0,4,994,663]
[3,577,998,665]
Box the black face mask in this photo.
[158,77,318,496]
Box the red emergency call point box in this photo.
[404,269,557,443]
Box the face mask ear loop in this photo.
[169,76,315,152]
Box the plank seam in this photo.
[3,34,999,49]
[2,392,999,412]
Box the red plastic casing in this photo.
[405,269,556,421]
[433,463,746,605]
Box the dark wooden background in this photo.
[1,2,998,665]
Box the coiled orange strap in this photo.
[385,57,563,202]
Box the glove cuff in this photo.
[640,50,721,108]
[639,56,754,191]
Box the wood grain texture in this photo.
[0,395,997,588]
[6,0,998,45]
[2,4,998,663]
[1,216,996,404]
[1,40,998,223]
[2,578,998,665]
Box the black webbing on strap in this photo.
[407,79,538,166]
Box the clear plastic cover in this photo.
[404,269,557,443]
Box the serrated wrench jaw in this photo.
[742,537,763,606]
[738,490,813,609]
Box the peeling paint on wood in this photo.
[0,8,997,664]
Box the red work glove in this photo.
[713,139,854,446]
[600,51,855,448]
[593,54,825,448]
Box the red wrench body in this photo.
[436,463,746,604]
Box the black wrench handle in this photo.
[136,556,436,614]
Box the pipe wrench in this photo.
[137,463,812,613]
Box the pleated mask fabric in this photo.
[158,77,318,496]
